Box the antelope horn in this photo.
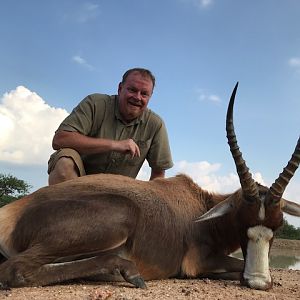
[226,83,259,201]
[268,137,300,203]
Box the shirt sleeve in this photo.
[147,119,174,171]
[57,94,104,135]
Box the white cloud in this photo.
[198,0,213,8]
[196,88,221,104]
[173,160,265,192]
[284,182,300,228]
[180,0,214,9]
[288,57,300,68]
[288,57,300,74]
[78,2,100,23]
[72,55,85,65]
[289,57,300,74]
[62,2,100,23]
[208,94,221,103]
[72,55,94,70]
[0,86,68,165]
[136,163,151,181]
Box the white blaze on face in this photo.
[243,225,273,290]
[258,201,266,221]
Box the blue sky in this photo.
[1,0,300,227]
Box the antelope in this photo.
[0,83,299,291]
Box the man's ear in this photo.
[118,82,122,95]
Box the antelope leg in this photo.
[0,252,146,289]
[200,254,244,280]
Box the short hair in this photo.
[121,68,156,90]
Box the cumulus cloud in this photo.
[0,86,69,165]
[173,160,238,192]
[173,160,265,192]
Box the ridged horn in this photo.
[268,137,300,203]
[226,83,259,200]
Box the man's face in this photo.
[118,71,153,122]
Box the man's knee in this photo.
[48,157,79,185]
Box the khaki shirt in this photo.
[57,94,173,178]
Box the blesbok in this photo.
[0,83,299,291]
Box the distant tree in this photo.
[275,218,300,240]
[0,173,32,207]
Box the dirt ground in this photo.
[1,239,299,300]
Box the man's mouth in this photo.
[128,100,142,107]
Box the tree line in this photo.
[274,218,300,240]
[0,173,299,240]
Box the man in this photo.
[48,68,173,185]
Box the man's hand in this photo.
[112,139,140,158]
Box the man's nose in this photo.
[133,91,142,100]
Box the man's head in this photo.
[118,68,155,123]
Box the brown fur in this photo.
[0,173,290,289]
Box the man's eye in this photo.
[128,87,136,93]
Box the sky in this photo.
[1,0,300,227]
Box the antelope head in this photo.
[197,83,300,290]
[227,83,300,290]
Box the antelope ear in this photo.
[195,197,235,223]
[281,198,300,217]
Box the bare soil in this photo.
[1,239,299,300]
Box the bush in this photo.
[0,173,32,207]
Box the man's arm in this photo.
[52,130,140,157]
[149,168,165,180]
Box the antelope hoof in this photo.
[240,276,273,291]
[128,275,147,289]
[0,282,10,291]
